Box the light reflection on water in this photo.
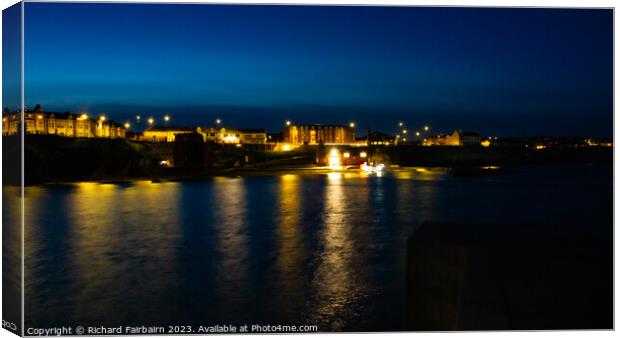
[21,165,612,331]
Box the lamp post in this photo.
[164,115,170,126]
[96,116,105,138]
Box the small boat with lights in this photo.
[361,162,386,174]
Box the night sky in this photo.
[17,3,613,136]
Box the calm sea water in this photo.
[16,164,611,331]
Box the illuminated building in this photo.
[143,126,267,144]
[198,127,267,144]
[143,126,195,142]
[284,124,355,145]
[2,111,125,138]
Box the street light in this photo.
[399,122,403,127]
[424,125,430,132]
[403,129,408,134]
[415,131,420,136]
[164,115,170,125]
[286,120,291,126]
[124,122,131,129]
[99,115,106,121]
[216,118,221,125]
[148,117,154,126]
[349,122,355,128]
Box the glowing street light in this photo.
[415,131,420,136]
[286,120,291,126]
[399,122,404,127]
[424,125,430,132]
[164,115,170,126]
[136,115,141,122]
[403,129,408,134]
[216,118,222,125]
[99,115,106,121]
[124,122,131,129]
[349,122,355,128]
[148,117,154,126]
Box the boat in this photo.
[360,162,386,175]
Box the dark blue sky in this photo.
[20,3,612,136]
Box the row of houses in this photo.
[138,126,269,144]
[2,111,126,138]
[2,110,487,148]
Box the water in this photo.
[17,164,612,331]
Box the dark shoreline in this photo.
[20,161,611,187]
[3,134,612,186]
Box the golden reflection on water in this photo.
[276,175,305,316]
[26,181,183,323]
[393,167,448,181]
[277,175,303,276]
[212,177,248,303]
[310,172,370,330]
